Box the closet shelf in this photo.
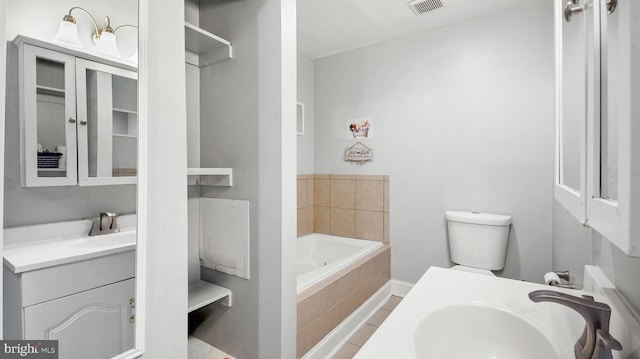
[36,85,65,96]
[184,22,233,67]
[187,167,233,186]
[112,108,137,115]
[188,280,232,312]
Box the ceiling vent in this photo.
[408,0,444,15]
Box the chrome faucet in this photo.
[529,290,622,359]
[89,212,120,236]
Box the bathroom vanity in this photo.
[2,216,136,359]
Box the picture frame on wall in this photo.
[346,117,373,139]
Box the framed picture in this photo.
[346,117,373,139]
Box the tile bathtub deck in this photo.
[331,295,403,359]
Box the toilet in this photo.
[445,210,512,276]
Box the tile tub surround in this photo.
[296,246,390,358]
[297,174,390,241]
[298,174,315,237]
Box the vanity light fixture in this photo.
[51,7,102,49]
[52,7,138,63]
[93,17,121,58]
[113,24,139,64]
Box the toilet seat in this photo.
[450,265,495,276]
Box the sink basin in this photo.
[352,266,639,359]
[412,305,557,359]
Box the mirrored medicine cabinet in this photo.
[554,0,640,256]
[16,37,138,187]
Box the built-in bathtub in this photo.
[296,233,390,358]
[297,233,383,293]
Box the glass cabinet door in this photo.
[553,0,593,222]
[20,45,77,187]
[76,59,138,186]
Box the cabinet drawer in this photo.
[21,250,134,307]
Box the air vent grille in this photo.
[408,0,444,15]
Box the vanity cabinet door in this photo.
[23,278,135,359]
[76,59,138,186]
[587,0,640,256]
[19,44,78,187]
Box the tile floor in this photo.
[331,295,403,359]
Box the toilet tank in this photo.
[445,211,512,271]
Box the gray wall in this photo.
[313,2,555,284]
[4,43,136,227]
[297,53,314,174]
[552,203,640,313]
[193,0,297,358]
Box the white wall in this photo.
[137,0,188,357]
[0,0,8,339]
[193,0,297,358]
[297,53,314,174]
[3,0,138,228]
[552,204,640,313]
[592,234,640,313]
[313,1,555,283]
[551,201,593,286]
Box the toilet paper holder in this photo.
[545,271,576,289]
[554,270,570,282]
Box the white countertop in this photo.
[354,267,638,359]
[3,215,136,274]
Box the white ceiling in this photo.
[298,0,527,59]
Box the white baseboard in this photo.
[302,279,415,359]
[390,279,414,297]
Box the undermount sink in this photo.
[412,305,557,359]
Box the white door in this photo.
[23,279,135,359]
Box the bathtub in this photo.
[297,233,383,293]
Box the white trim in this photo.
[0,0,8,339]
[302,279,414,359]
[586,0,640,257]
[553,0,588,223]
[136,0,189,356]
[390,279,414,297]
[133,0,148,355]
[112,349,144,359]
[296,102,305,136]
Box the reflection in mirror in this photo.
[560,5,585,192]
[77,60,138,185]
[3,1,138,358]
[600,5,618,201]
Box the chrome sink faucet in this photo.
[89,212,120,236]
[529,290,622,359]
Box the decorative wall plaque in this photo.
[345,142,373,164]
